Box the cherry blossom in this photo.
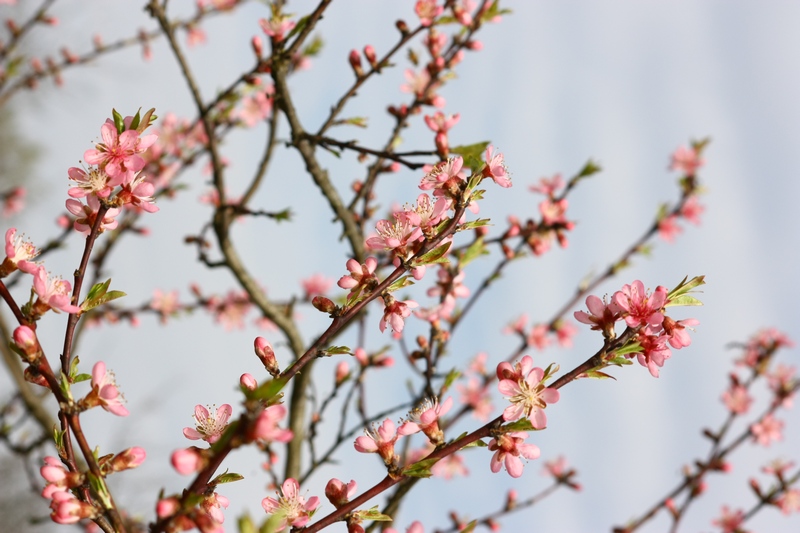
[527,324,551,351]
[711,506,746,533]
[662,316,699,349]
[338,256,378,297]
[670,145,705,176]
[200,491,229,526]
[613,280,667,329]
[301,273,333,300]
[237,88,274,127]
[680,195,705,225]
[574,294,623,339]
[498,355,559,427]
[355,418,400,465]
[89,361,129,416]
[488,431,541,478]
[554,320,578,347]
[721,381,752,415]
[183,404,232,444]
[631,331,672,378]
[379,296,418,334]
[325,478,357,508]
[150,289,180,324]
[33,266,82,314]
[415,0,443,26]
[775,488,800,515]
[431,452,469,479]
[398,396,453,445]
[366,216,422,254]
[84,120,157,183]
[530,174,565,197]
[751,414,784,446]
[259,15,296,42]
[419,157,465,191]
[1,186,25,217]
[171,447,204,475]
[67,166,114,198]
[65,195,121,234]
[49,490,97,524]
[251,404,293,443]
[424,111,460,133]
[261,478,319,531]
[117,172,159,213]
[482,145,511,187]
[658,214,682,243]
[457,377,493,421]
[2,227,39,275]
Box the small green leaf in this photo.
[86,279,111,301]
[502,418,535,432]
[402,457,438,478]
[611,341,643,357]
[440,368,460,394]
[321,346,351,356]
[606,355,634,367]
[450,141,490,166]
[87,472,112,508]
[286,15,310,41]
[356,506,393,521]
[385,276,414,293]
[211,471,244,485]
[666,294,703,307]
[458,218,491,232]
[461,520,478,533]
[73,373,91,383]
[129,108,142,131]
[575,158,602,178]
[251,377,288,402]
[666,275,706,307]
[237,514,258,533]
[461,438,487,448]
[111,109,125,134]
[411,242,452,267]
[584,370,617,380]
[457,237,488,268]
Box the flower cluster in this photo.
[574,279,701,377]
[262,478,319,531]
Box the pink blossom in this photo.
[109,446,146,471]
[661,316,699,349]
[355,418,399,465]
[335,361,350,385]
[775,488,800,515]
[680,196,705,225]
[366,216,422,253]
[453,0,477,25]
[751,414,784,446]
[150,289,180,324]
[529,174,565,197]
[767,364,796,407]
[458,378,493,421]
[488,431,540,478]
[84,121,157,183]
[91,361,129,416]
[1,186,25,217]
[171,447,203,475]
[721,383,752,414]
[338,256,378,296]
[419,157,465,191]
[761,458,795,477]
[527,324,551,350]
[183,404,232,444]
[498,355,559,427]
[574,294,623,339]
[201,492,229,525]
[670,145,705,176]
[399,194,448,233]
[401,68,432,99]
[186,25,207,47]
[736,328,794,368]
[254,336,280,376]
[503,313,528,336]
[301,273,332,300]
[2,227,39,275]
[658,214,682,243]
[259,16,296,42]
[379,296,418,334]
[398,396,453,445]
[261,478,320,531]
[482,145,511,187]
[415,0,443,26]
[424,112,460,133]
[67,166,113,198]
[237,89,274,127]
[431,452,469,479]
[554,320,578,347]
[65,195,121,234]
[33,267,82,314]
[252,404,293,443]
[613,280,667,329]
[117,172,159,213]
[711,506,746,533]
[325,478,357,508]
[631,332,672,377]
[49,491,96,524]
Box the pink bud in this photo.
[364,45,377,68]
[312,296,336,314]
[240,373,257,390]
[111,447,146,471]
[251,35,263,58]
[325,478,357,508]
[171,447,203,475]
[254,336,279,376]
[467,40,483,51]
[24,366,48,387]
[13,325,39,357]
[335,361,349,386]
[157,497,180,518]
[348,49,363,77]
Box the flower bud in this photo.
[325,478,357,508]
[251,35,263,58]
[110,447,146,472]
[171,447,204,475]
[254,336,280,376]
[335,361,350,386]
[312,296,337,314]
[157,497,180,518]
[240,372,257,390]
[24,366,49,387]
[363,45,377,68]
[395,19,409,34]
[13,325,41,361]
[348,49,363,77]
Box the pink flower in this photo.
[613,280,667,329]
[301,273,333,300]
[488,431,540,478]
[2,227,39,275]
[150,289,180,324]
[415,0,443,26]
[379,296,418,334]
[631,332,672,377]
[156,497,179,518]
[721,382,752,414]
[1,186,25,217]
[171,447,204,475]
[109,446,147,471]
[529,174,565,197]
[254,336,280,376]
[680,196,705,225]
[661,316,699,349]
[237,89,274,127]
[751,414,784,446]
[355,418,399,466]
[259,16,296,42]
[498,355,559,427]
[240,373,257,390]
[424,112,460,133]
[775,488,800,515]
[91,361,129,416]
[366,216,422,254]
[431,452,469,479]
[201,492,229,525]
[65,195,121,234]
[251,404,293,443]
[554,320,578,347]
[338,256,378,297]
[670,145,705,176]
[482,145,511,188]
[574,294,623,339]
[84,121,157,183]
[183,404,232,444]
[398,396,453,445]
[543,456,581,490]
[711,506,746,533]
[67,167,113,198]
[457,378,493,421]
[49,491,97,524]
[116,172,159,213]
[527,324,551,350]
[33,267,82,314]
[658,214,682,243]
[261,478,320,531]
[419,157,465,191]
[325,478,357,508]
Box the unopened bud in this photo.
[24,366,48,387]
[312,296,337,314]
[348,49,363,77]
[240,373,257,390]
[335,361,350,386]
[171,447,204,475]
[110,446,146,472]
[325,478,357,508]
[13,325,40,360]
[157,497,180,518]
[254,336,280,376]
[395,19,409,34]
[435,131,449,158]
[364,45,377,68]
[251,35,263,58]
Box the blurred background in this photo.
[1,1,798,531]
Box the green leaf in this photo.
[251,377,288,402]
[73,373,91,383]
[611,341,643,357]
[411,242,452,267]
[402,457,438,478]
[286,15,310,41]
[302,35,324,57]
[575,158,602,178]
[605,355,634,366]
[458,218,491,232]
[457,237,488,268]
[584,369,616,380]
[129,108,142,131]
[666,275,706,307]
[440,368,461,394]
[461,438,487,448]
[87,472,112,508]
[111,109,125,134]
[502,418,535,432]
[237,514,258,533]
[356,506,393,522]
[86,279,111,301]
[321,345,351,356]
[385,276,414,293]
[461,520,478,533]
[666,294,703,307]
[451,141,490,170]
[211,471,244,485]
